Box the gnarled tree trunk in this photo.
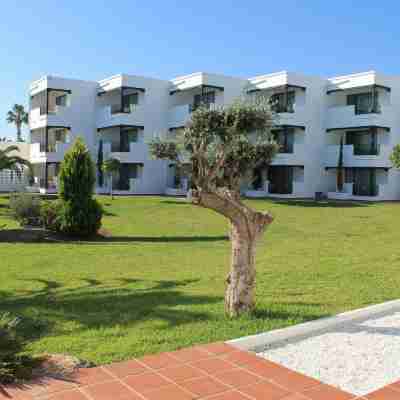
[225,222,257,316]
[192,189,273,317]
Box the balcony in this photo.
[274,105,306,127]
[168,103,218,129]
[271,144,305,166]
[102,142,148,163]
[30,142,70,163]
[326,105,392,130]
[97,104,145,129]
[324,144,391,168]
[168,104,191,128]
[29,105,70,130]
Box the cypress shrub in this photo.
[56,138,103,236]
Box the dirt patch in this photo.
[33,354,94,380]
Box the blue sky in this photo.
[2,0,400,139]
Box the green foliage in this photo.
[55,138,103,236]
[390,144,400,168]
[0,145,31,173]
[59,138,96,202]
[0,314,39,384]
[102,158,121,174]
[6,104,28,142]
[40,200,62,231]
[57,199,103,236]
[150,99,279,192]
[9,193,42,226]
[97,140,104,187]
[337,135,344,192]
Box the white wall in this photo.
[25,70,400,200]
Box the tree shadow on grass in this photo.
[0,229,229,244]
[90,235,229,244]
[0,278,220,342]
[161,200,191,206]
[273,200,369,208]
[253,307,329,322]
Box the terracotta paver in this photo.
[123,371,170,393]
[180,376,230,397]
[1,341,399,399]
[239,380,291,399]
[103,359,149,378]
[365,386,400,399]
[81,380,137,400]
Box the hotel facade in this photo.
[21,70,400,200]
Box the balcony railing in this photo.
[110,104,133,115]
[354,104,381,115]
[352,143,379,156]
[271,104,295,114]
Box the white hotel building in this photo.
[24,70,400,201]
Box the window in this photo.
[272,128,294,153]
[270,91,295,113]
[346,130,378,155]
[347,92,379,114]
[122,93,138,113]
[193,91,215,111]
[55,94,67,107]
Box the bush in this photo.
[9,193,42,226]
[57,199,103,236]
[55,138,103,236]
[40,200,62,231]
[0,314,39,384]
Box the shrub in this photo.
[57,199,103,236]
[0,313,39,384]
[9,193,41,226]
[40,200,62,231]
[55,138,103,236]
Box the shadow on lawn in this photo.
[273,200,369,208]
[161,200,191,205]
[0,229,228,244]
[0,278,220,341]
[91,235,228,244]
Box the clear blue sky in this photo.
[2,0,400,140]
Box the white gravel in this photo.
[257,311,400,396]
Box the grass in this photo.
[1,194,400,364]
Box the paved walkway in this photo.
[1,342,399,399]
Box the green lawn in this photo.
[1,195,400,364]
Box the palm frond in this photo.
[0,145,20,155]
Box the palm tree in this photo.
[6,104,29,142]
[102,158,120,199]
[0,145,31,176]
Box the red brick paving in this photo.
[1,342,399,399]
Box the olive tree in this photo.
[390,144,400,168]
[150,99,279,317]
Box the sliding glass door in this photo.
[352,168,377,196]
[268,166,293,194]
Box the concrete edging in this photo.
[226,298,400,352]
